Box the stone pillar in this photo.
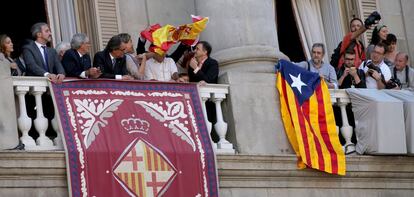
[0,54,19,149]
[195,0,292,155]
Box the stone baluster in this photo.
[200,92,213,133]
[52,114,64,149]
[31,86,54,148]
[338,99,355,154]
[212,93,235,154]
[15,86,36,149]
[199,92,216,150]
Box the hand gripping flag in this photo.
[276,59,346,175]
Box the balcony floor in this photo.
[1,151,414,197]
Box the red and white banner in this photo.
[51,80,218,197]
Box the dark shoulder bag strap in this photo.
[406,66,410,88]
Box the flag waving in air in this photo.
[276,59,346,175]
[140,15,209,56]
[173,15,209,46]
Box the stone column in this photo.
[0,54,19,149]
[196,0,287,73]
[195,0,292,155]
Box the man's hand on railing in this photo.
[197,80,207,86]
[56,74,65,84]
[46,73,65,84]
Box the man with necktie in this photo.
[93,35,132,80]
[23,22,65,83]
[62,33,101,78]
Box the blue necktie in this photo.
[41,46,49,72]
[112,58,116,69]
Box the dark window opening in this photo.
[276,0,306,62]
[0,0,48,58]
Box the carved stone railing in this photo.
[13,77,63,150]
[330,89,355,154]
[12,77,235,154]
[199,84,235,154]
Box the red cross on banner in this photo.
[123,148,143,171]
[51,80,218,197]
[146,172,166,196]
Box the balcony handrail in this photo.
[12,77,235,154]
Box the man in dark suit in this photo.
[62,33,101,78]
[188,41,219,83]
[93,35,133,80]
[23,22,65,83]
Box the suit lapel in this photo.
[32,42,45,67]
[105,52,114,72]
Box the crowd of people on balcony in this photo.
[297,11,413,91]
[0,22,219,86]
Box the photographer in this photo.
[390,52,414,90]
[359,43,391,89]
[337,50,366,89]
[331,11,380,70]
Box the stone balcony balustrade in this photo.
[12,77,235,154]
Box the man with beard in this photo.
[23,22,65,83]
[296,43,338,89]
[337,50,366,89]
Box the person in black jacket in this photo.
[62,33,101,78]
[337,50,366,89]
[93,35,133,80]
[188,41,218,83]
[23,22,65,83]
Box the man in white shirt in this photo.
[359,43,391,89]
[144,49,178,82]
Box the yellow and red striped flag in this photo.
[151,24,177,56]
[140,24,162,43]
[276,59,346,175]
[173,15,209,46]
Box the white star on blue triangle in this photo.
[289,73,307,94]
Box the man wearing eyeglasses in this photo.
[296,43,338,89]
[337,50,366,89]
[93,35,133,80]
[359,42,391,89]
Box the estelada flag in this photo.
[173,15,209,46]
[276,59,346,175]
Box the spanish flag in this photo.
[140,24,162,43]
[173,15,209,46]
[141,24,177,56]
[276,59,345,175]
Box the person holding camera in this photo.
[331,11,381,70]
[359,42,391,89]
[390,52,414,90]
[337,50,366,89]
